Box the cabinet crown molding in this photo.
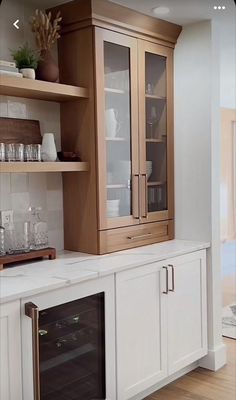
[49,0,182,45]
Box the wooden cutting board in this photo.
[0,117,42,144]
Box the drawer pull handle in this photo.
[168,264,175,292]
[162,266,169,294]
[127,233,152,240]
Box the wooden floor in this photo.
[145,338,236,400]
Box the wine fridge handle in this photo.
[25,302,41,400]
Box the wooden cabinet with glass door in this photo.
[53,0,181,254]
[138,41,174,225]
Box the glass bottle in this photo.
[29,207,49,250]
[0,226,5,256]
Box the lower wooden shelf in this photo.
[0,161,89,173]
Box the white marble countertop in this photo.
[0,240,210,304]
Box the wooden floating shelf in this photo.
[105,87,126,94]
[145,94,166,100]
[0,161,89,173]
[147,181,166,186]
[0,76,89,102]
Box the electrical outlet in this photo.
[0,210,14,229]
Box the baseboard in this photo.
[199,343,227,371]
[130,362,199,400]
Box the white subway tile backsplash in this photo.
[0,173,11,193]
[11,192,30,213]
[46,173,62,191]
[47,190,63,211]
[10,173,28,193]
[0,191,12,211]
[0,96,8,117]
[7,99,28,119]
[47,210,64,231]
[48,230,64,251]
[29,189,47,210]
[29,173,47,193]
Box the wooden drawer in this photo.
[98,220,174,254]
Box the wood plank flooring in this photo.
[145,338,236,400]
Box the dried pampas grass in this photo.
[30,10,62,51]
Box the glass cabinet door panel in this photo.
[104,42,132,219]
[39,294,105,400]
[145,53,167,213]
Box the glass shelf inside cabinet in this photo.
[104,41,132,219]
[38,293,105,400]
[145,52,168,213]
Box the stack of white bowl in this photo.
[107,199,120,218]
[146,161,153,180]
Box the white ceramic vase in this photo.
[20,68,36,79]
[41,133,57,162]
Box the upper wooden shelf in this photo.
[0,76,89,102]
[0,161,89,173]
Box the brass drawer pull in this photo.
[127,233,152,240]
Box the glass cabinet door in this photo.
[95,28,139,230]
[139,41,174,223]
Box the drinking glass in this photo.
[5,143,15,161]
[24,144,33,161]
[14,144,24,162]
[0,143,5,161]
[32,144,42,162]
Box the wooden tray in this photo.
[0,117,41,144]
[0,247,56,270]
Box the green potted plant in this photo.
[11,43,40,79]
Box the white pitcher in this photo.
[105,108,120,138]
[41,133,57,162]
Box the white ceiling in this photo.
[26,0,236,26]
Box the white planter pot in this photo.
[20,68,36,79]
[41,133,57,162]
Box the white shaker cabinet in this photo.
[116,262,168,400]
[0,301,23,400]
[167,251,207,374]
[116,250,207,400]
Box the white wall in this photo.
[0,0,64,250]
[174,20,226,370]
[219,11,236,109]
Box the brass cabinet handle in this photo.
[127,232,152,240]
[162,266,169,294]
[25,302,41,400]
[168,264,175,292]
[140,173,148,218]
[132,174,140,219]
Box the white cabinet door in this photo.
[167,250,207,374]
[0,301,22,400]
[116,262,168,400]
